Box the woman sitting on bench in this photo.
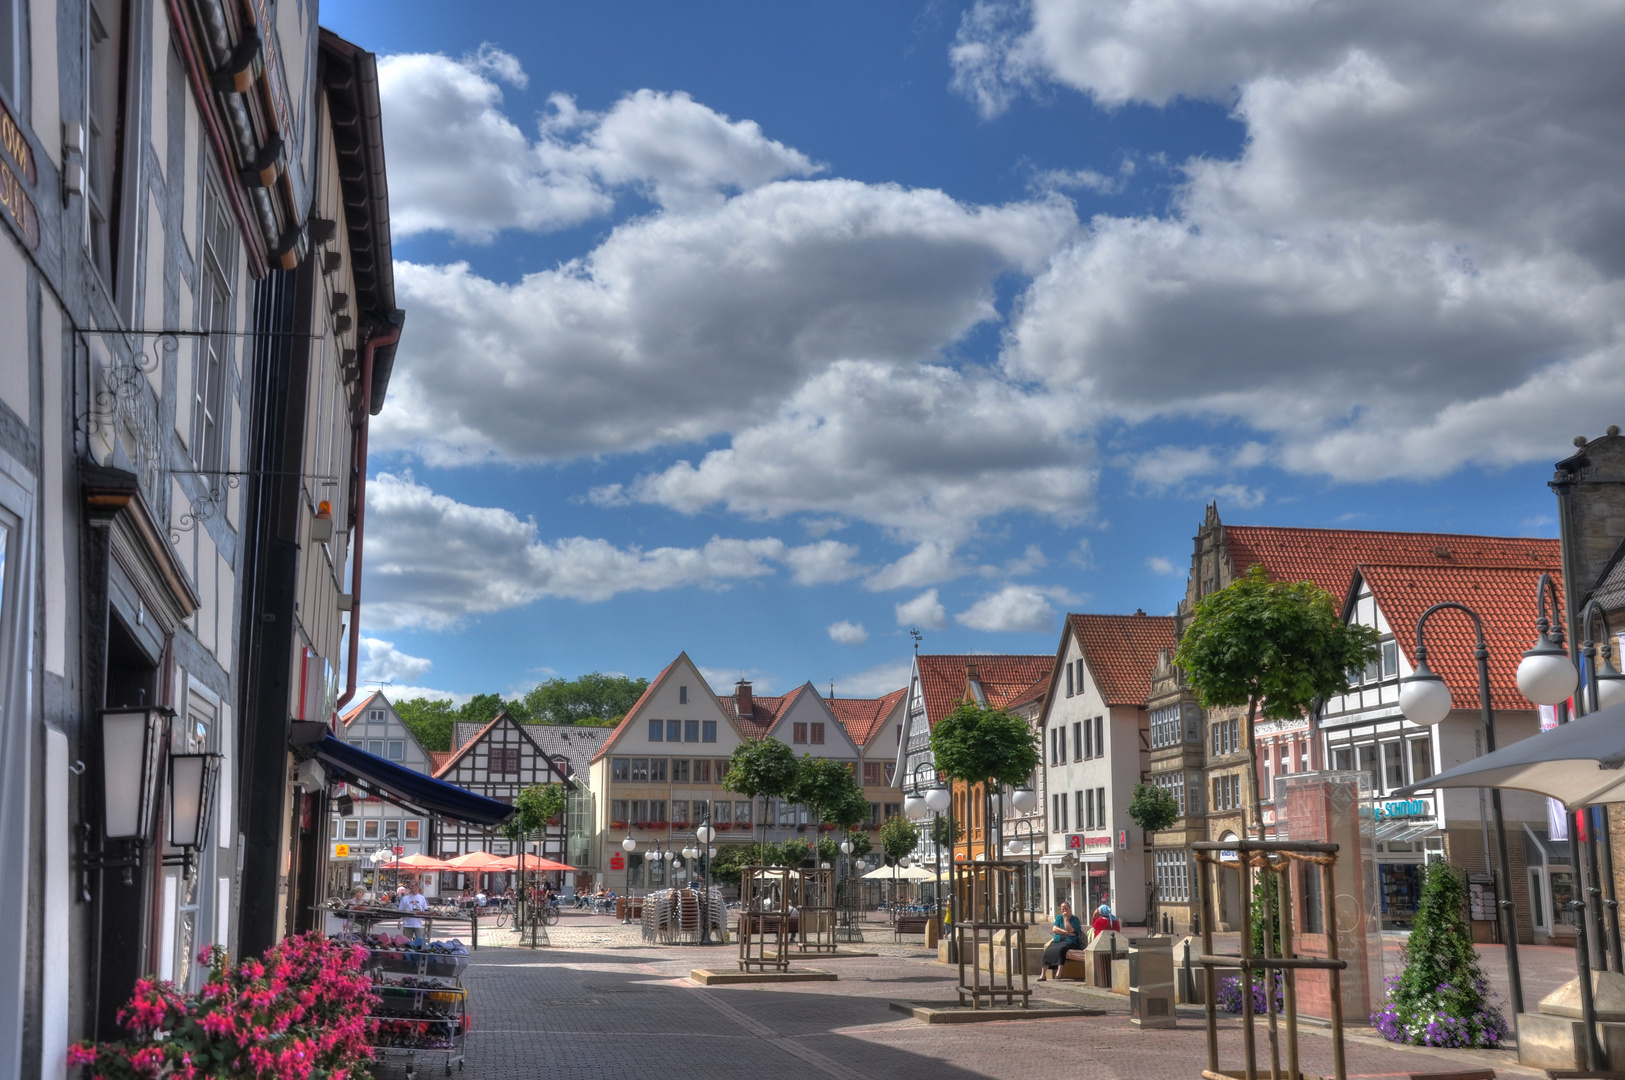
[1037,901,1082,982]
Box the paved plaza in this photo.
[398,911,1594,1080]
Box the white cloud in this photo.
[895,588,948,631]
[836,660,913,698]
[783,540,864,586]
[866,540,968,592]
[699,667,776,695]
[957,1,1625,482]
[358,683,465,706]
[955,583,1076,633]
[827,620,869,646]
[988,544,1048,578]
[358,637,434,684]
[1145,556,1179,576]
[364,472,837,629]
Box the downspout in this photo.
[334,323,402,712]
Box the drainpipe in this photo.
[335,322,402,712]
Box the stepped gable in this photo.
[1068,612,1179,706]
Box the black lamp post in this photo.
[1004,817,1042,923]
[1398,601,1523,1017]
[1575,598,1625,972]
[904,761,951,924]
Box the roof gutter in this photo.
[335,314,404,712]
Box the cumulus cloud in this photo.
[866,540,968,592]
[378,49,819,239]
[784,540,864,585]
[955,1,1625,482]
[358,637,435,684]
[362,473,862,629]
[895,588,948,631]
[1145,556,1179,576]
[955,584,1076,633]
[827,620,869,646]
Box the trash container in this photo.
[1085,929,1127,988]
[1129,936,1177,1029]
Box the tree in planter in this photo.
[928,703,1041,859]
[879,815,920,863]
[723,738,801,863]
[501,783,567,916]
[1175,565,1380,840]
[793,755,866,835]
[1373,862,1509,1048]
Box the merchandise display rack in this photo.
[362,945,469,1078]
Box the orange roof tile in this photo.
[1224,525,1558,596]
[589,663,673,764]
[427,750,454,772]
[915,654,1054,726]
[1005,673,1050,712]
[829,687,907,748]
[1069,613,1179,706]
[1356,561,1564,712]
[717,688,792,739]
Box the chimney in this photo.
[735,679,754,719]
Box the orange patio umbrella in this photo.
[392,853,451,871]
[441,850,508,871]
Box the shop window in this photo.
[343,820,359,839]
[649,718,664,741]
[363,821,379,840]
[612,758,630,781]
[404,821,421,840]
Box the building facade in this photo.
[434,711,572,871]
[1144,648,1206,934]
[330,692,434,889]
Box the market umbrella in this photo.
[392,853,451,871]
[861,864,935,880]
[1394,698,1625,808]
[441,850,508,871]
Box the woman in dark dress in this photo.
[1038,901,1083,981]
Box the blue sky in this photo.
[319,1,1625,703]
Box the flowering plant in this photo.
[1370,861,1508,1048]
[1216,972,1284,1015]
[69,932,379,1079]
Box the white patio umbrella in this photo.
[861,864,935,880]
[1394,697,1625,808]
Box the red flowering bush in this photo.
[69,932,379,1079]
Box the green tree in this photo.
[523,672,651,726]
[929,703,1040,858]
[394,698,459,751]
[930,814,963,850]
[500,784,566,843]
[842,831,872,860]
[1127,783,1180,835]
[1374,862,1508,1047]
[779,838,812,866]
[792,756,865,828]
[879,815,920,863]
[708,845,755,886]
[1175,565,1381,839]
[722,738,801,861]
[461,692,527,727]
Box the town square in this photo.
[2,2,1625,1079]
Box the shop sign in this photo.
[1066,834,1112,849]
[333,843,350,858]
[1118,830,1128,850]
[609,852,625,871]
[0,158,38,249]
[1376,798,1429,820]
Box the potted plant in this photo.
[611,820,627,830]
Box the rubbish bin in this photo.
[1129,936,1177,1029]
[1085,929,1127,988]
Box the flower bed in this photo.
[69,932,378,1079]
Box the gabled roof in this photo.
[1068,613,1179,707]
[431,710,564,782]
[1006,672,1051,713]
[718,687,792,739]
[427,750,454,772]
[340,689,386,727]
[1223,525,1558,596]
[829,687,907,749]
[915,654,1055,726]
[525,724,612,779]
[588,662,672,764]
[1354,560,1563,712]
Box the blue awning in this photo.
[301,731,514,827]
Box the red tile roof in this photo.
[717,687,792,739]
[1005,673,1050,712]
[915,654,1055,726]
[1356,561,1564,712]
[589,662,673,764]
[427,750,454,772]
[1224,526,1558,596]
[829,687,907,748]
[339,690,384,727]
[1068,613,1179,707]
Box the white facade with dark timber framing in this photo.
[433,711,571,869]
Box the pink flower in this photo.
[199,1010,235,1037]
[66,1044,99,1066]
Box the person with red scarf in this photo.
[1091,903,1121,938]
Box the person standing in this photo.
[1037,902,1083,982]
[400,883,429,935]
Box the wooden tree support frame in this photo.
[738,866,795,972]
[1194,838,1348,1080]
[793,867,840,955]
[950,860,1032,1010]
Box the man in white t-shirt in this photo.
[400,883,429,931]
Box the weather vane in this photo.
[909,627,922,653]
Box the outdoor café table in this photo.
[320,905,481,950]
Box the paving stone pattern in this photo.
[410,913,1561,1080]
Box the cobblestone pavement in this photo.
[387,912,1555,1080]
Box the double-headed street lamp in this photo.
[904,762,952,923]
[1004,816,1042,923]
[1398,598,1523,1017]
[688,821,717,944]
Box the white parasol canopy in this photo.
[861,864,936,880]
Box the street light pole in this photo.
[905,761,952,928]
[1005,817,1041,923]
[1399,600,1523,1017]
[1574,599,1625,972]
[695,821,716,945]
